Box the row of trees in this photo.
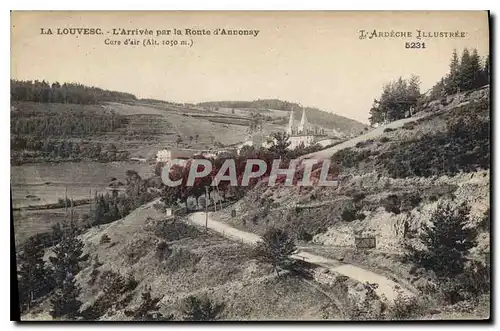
[11,107,128,137]
[11,138,130,165]
[429,48,490,99]
[369,48,489,125]
[11,80,137,104]
[368,75,421,125]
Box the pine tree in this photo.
[470,48,482,89]
[254,227,297,276]
[17,236,54,311]
[405,202,477,277]
[458,48,473,91]
[445,49,460,95]
[49,223,87,319]
[480,54,490,86]
[50,224,86,285]
[50,276,82,319]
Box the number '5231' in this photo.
[405,42,426,49]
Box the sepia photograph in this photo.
[10,10,491,321]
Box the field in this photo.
[11,161,154,208]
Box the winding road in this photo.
[302,115,422,160]
[186,212,414,302]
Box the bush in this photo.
[384,128,396,133]
[100,234,111,244]
[331,148,358,168]
[181,296,224,321]
[124,287,173,321]
[383,194,401,214]
[386,292,427,320]
[400,192,422,212]
[402,122,415,130]
[437,261,490,305]
[341,205,358,222]
[352,192,366,204]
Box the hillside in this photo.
[210,86,491,320]
[198,99,367,135]
[13,83,490,321]
[23,200,347,321]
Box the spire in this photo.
[286,108,294,135]
[298,108,308,134]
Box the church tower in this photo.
[298,108,308,134]
[286,108,294,135]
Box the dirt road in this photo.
[302,116,422,160]
[186,211,414,302]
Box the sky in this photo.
[11,11,489,124]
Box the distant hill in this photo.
[198,99,367,134]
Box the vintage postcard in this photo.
[11,11,490,321]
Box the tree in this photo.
[176,135,183,147]
[181,295,224,321]
[445,49,460,95]
[49,223,88,319]
[160,185,179,207]
[50,276,82,319]
[267,132,291,158]
[17,237,54,312]
[369,76,420,125]
[483,54,490,85]
[469,48,482,89]
[255,228,297,276]
[405,202,477,277]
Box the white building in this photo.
[285,108,316,149]
[156,147,197,164]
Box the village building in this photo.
[285,108,316,149]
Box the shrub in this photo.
[153,221,200,241]
[386,292,427,320]
[379,136,390,143]
[346,282,385,320]
[124,287,173,321]
[384,128,396,133]
[400,192,422,212]
[331,148,358,168]
[155,241,172,261]
[383,194,401,214]
[402,122,415,130]
[437,261,490,305]
[100,234,111,244]
[181,295,224,321]
[297,228,313,242]
[341,205,358,222]
[352,192,366,204]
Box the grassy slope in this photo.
[24,200,342,321]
